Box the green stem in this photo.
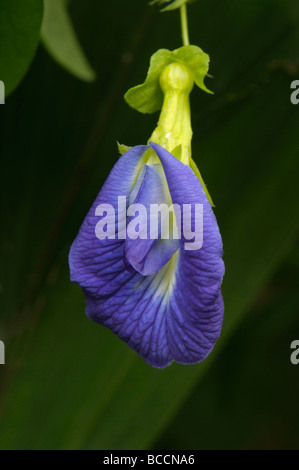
[148,63,193,165]
[180,3,190,46]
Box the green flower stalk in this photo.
[149,62,193,165]
[124,44,214,204]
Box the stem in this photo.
[148,63,193,165]
[180,3,190,46]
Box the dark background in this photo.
[0,0,298,449]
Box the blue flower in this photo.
[69,142,224,368]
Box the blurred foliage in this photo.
[41,0,96,82]
[0,0,298,450]
[0,0,43,95]
[150,0,195,13]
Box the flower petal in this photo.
[84,261,175,368]
[124,163,179,276]
[149,142,225,364]
[69,145,148,297]
[69,143,224,368]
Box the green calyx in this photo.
[124,45,214,205]
[124,45,212,115]
[148,62,193,165]
[124,45,211,165]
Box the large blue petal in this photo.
[69,145,148,297]
[149,142,225,364]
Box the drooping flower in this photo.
[69,47,225,368]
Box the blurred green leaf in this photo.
[0,0,43,95]
[41,0,96,82]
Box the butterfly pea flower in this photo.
[69,47,225,368]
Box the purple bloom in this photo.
[69,143,224,368]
